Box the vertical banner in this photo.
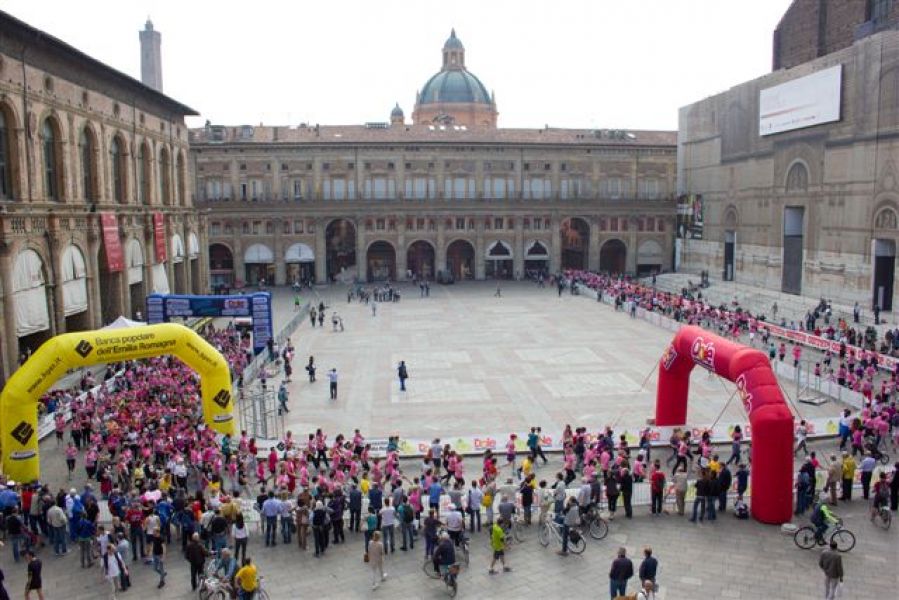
[100,212,124,272]
[153,212,167,263]
[676,194,704,240]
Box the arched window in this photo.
[0,108,13,200]
[42,119,61,201]
[79,127,96,201]
[110,136,125,203]
[785,162,808,192]
[159,147,171,205]
[138,143,150,205]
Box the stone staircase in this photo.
[647,272,894,335]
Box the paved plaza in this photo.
[278,281,836,441]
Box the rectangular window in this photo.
[534,218,542,231]
[376,218,385,231]
[523,218,530,230]
[293,179,304,200]
[610,217,618,232]
[282,221,290,234]
[240,182,247,201]
[242,222,250,234]
[252,221,261,234]
[281,177,289,200]
[639,178,659,199]
[210,222,221,235]
[494,217,503,230]
[333,178,346,201]
[417,218,425,230]
[646,217,655,231]
[294,220,303,233]
[456,218,465,230]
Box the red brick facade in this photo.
[772,0,899,70]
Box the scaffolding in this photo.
[794,358,828,406]
[237,384,283,441]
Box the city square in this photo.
[0,1,898,599]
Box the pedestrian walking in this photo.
[23,550,43,600]
[608,547,634,599]
[818,540,843,600]
[673,467,688,516]
[185,533,208,591]
[328,368,338,400]
[638,546,658,591]
[277,382,289,415]
[306,356,316,382]
[487,521,511,574]
[368,530,387,590]
[840,453,856,501]
[150,529,167,589]
[859,452,876,499]
[637,579,658,600]
[397,361,409,392]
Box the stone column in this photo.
[86,224,103,329]
[48,234,65,334]
[274,220,285,285]
[396,225,407,280]
[0,250,19,378]
[513,220,524,279]
[314,220,327,283]
[233,237,245,287]
[626,219,638,274]
[550,216,562,274]
[182,220,193,294]
[436,220,447,273]
[475,224,485,280]
[588,219,600,271]
[356,220,367,282]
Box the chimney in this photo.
[139,18,163,92]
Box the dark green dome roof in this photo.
[419,69,491,105]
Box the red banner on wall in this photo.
[153,212,167,263]
[100,212,124,272]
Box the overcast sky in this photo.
[3,0,790,130]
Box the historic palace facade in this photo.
[194,31,677,287]
[0,12,205,381]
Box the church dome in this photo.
[418,69,491,105]
[391,102,404,118]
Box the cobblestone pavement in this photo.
[276,281,839,440]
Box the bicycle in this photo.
[255,575,271,600]
[424,561,461,597]
[793,519,856,552]
[537,518,585,554]
[872,506,892,530]
[580,505,610,540]
[500,517,528,545]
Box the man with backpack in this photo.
[811,493,839,544]
[398,498,415,551]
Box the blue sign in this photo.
[146,293,273,355]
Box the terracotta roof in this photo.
[191,124,676,147]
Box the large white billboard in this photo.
[759,65,842,136]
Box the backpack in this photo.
[810,503,824,526]
[482,492,493,508]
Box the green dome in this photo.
[419,69,491,105]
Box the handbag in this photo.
[363,552,370,563]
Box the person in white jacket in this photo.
[636,579,657,600]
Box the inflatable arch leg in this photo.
[1,323,234,482]
[655,325,794,524]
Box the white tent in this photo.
[102,316,146,330]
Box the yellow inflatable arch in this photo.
[1,323,235,482]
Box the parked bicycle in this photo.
[794,519,856,552]
[580,505,610,540]
[538,518,586,554]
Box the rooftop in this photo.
[190,123,676,147]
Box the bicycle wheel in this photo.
[589,518,609,540]
[448,576,458,598]
[569,533,586,555]
[538,524,550,547]
[830,529,856,553]
[793,526,816,550]
[423,559,441,579]
[208,591,228,600]
[882,510,893,530]
[460,543,470,567]
[513,523,525,543]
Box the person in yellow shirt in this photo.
[840,452,856,501]
[235,556,258,599]
[708,455,722,475]
[360,474,371,494]
[520,455,534,481]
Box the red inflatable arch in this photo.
[655,325,794,524]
